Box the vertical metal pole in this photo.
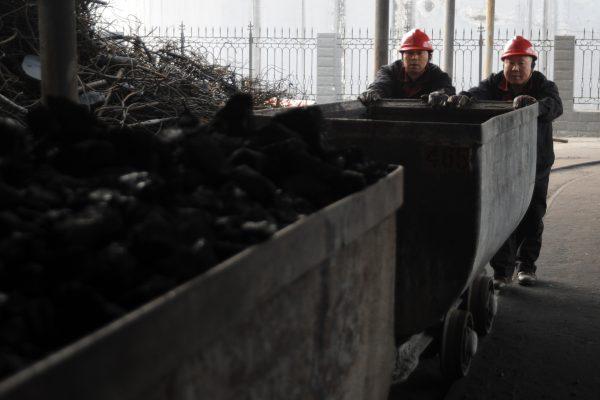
[391,0,398,37]
[296,0,306,93]
[252,0,261,78]
[300,0,306,90]
[443,0,456,79]
[301,0,306,32]
[252,0,261,28]
[374,0,390,74]
[527,0,533,36]
[248,23,254,81]
[334,0,346,35]
[553,0,558,36]
[478,25,484,80]
[542,0,549,35]
[404,0,415,31]
[180,22,185,55]
[542,0,549,75]
[38,0,78,104]
[483,0,495,77]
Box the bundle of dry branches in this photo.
[0,0,287,129]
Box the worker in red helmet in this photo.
[358,28,455,107]
[449,35,563,289]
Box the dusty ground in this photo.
[390,139,600,400]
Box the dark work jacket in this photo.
[462,71,563,176]
[367,60,456,99]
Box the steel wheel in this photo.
[469,275,497,336]
[440,308,477,380]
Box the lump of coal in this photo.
[210,92,254,137]
[272,106,324,154]
[229,165,277,204]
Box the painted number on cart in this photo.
[424,146,472,171]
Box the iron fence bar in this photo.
[180,22,185,55]
[248,22,253,81]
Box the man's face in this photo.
[503,56,533,85]
[401,50,429,75]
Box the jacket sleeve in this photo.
[535,79,563,122]
[366,65,395,98]
[461,75,496,100]
[432,70,456,95]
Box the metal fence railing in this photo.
[124,24,595,106]
[575,29,600,110]
[129,24,317,100]
[251,27,317,101]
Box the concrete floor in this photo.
[391,138,600,400]
[552,138,600,170]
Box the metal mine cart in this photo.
[256,99,538,380]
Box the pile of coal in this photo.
[0,94,393,380]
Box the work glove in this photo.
[446,94,471,109]
[358,89,381,106]
[513,95,537,109]
[422,91,449,108]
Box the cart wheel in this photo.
[440,309,477,380]
[469,275,497,336]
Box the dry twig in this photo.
[0,91,27,114]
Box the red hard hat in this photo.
[501,35,538,61]
[400,28,433,52]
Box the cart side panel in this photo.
[323,120,480,340]
[395,145,480,340]
[472,105,538,273]
[142,217,397,400]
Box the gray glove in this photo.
[358,89,381,106]
[513,95,537,109]
[446,94,471,109]
[425,91,449,108]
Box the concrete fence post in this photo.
[553,36,576,135]
[553,36,575,114]
[316,33,342,104]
